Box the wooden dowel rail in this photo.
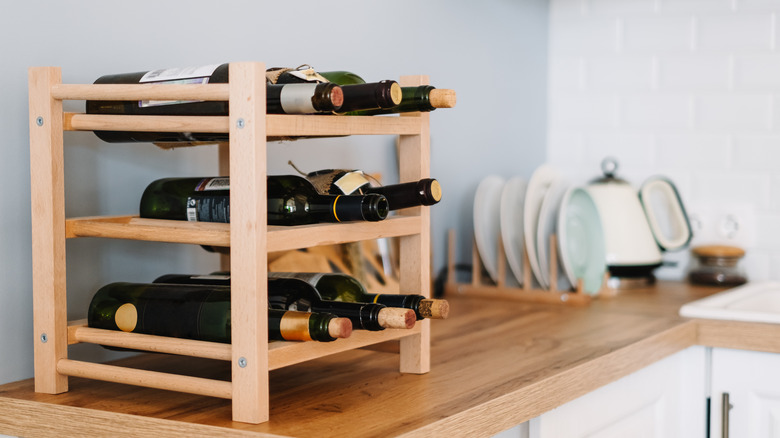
[64,113,229,133]
[68,325,231,361]
[56,359,233,399]
[51,83,230,101]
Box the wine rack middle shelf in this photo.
[65,215,422,252]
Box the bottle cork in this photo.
[377,307,417,329]
[328,317,353,339]
[418,299,450,319]
[429,89,457,108]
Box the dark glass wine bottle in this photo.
[269,272,449,320]
[87,282,352,343]
[272,67,402,113]
[85,63,344,143]
[153,274,416,330]
[270,67,455,115]
[298,167,442,210]
[139,174,389,225]
[154,272,448,321]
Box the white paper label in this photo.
[333,171,370,195]
[140,64,221,83]
[195,177,230,191]
[279,84,318,114]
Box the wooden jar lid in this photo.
[691,245,745,258]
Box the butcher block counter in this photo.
[2,281,780,438]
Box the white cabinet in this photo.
[710,348,780,438]
[529,346,707,438]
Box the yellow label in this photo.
[115,303,138,332]
[279,312,313,341]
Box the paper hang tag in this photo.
[287,68,330,83]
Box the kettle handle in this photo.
[639,178,692,251]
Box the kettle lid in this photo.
[591,157,629,184]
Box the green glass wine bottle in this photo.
[272,67,401,113]
[154,272,448,321]
[297,167,442,210]
[85,63,344,143]
[87,282,352,343]
[269,66,456,115]
[152,274,416,330]
[138,174,389,225]
[270,272,449,320]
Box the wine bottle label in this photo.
[186,196,230,222]
[138,64,221,108]
[115,303,138,332]
[333,171,370,195]
[279,84,319,114]
[268,272,324,284]
[195,177,230,191]
[191,274,231,281]
[286,68,330,83]
[140,64,221,83]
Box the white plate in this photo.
[473,175,506,283]
[524,165,561,289]
[557,187,607,295]
[499,176,528,287]
[536,178,570,290]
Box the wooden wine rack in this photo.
[28,62,432,424]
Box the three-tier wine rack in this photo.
[28,62,432,424]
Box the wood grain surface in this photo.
[5,282,778,437]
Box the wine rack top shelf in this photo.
[65,215,422,252]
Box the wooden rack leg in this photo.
[228,62,269,423]
[398,74,431,374]
[29,66,68,394]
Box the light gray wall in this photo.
[0,0,547,385]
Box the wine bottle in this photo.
[269,67,456,115]
[295,166,442,210]
[154,272,449,321]
[270,272,449,320]
[139,174,389,225]
[153,274,417,330]
[87,282,352,343]
[272,67,402,113]
[85,63,344,143]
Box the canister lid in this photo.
[691,245,745,259]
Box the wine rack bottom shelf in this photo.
[68,321,424,372]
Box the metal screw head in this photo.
[36,116,44,126]
[236,118,245,129]
[238,357,247,368]
[560,294,569,302]
[40,333,48,343]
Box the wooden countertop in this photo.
[3,281,780,437]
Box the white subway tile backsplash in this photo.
[735,54,780,89]
[696,13,774,51]
[658,0,735,14]
[549,0,780,280]
[549,95,619,128]
[691,171,770,207]
[586,0,658,16]
[549,17,620,54]
[696,95,771,130]
[658,55,731,91]
[549,56,584,92]
[621,94,693,128]
[585,56,655,91]
[733,136,780,170]
[622,16,694,52]
[656,133,732,169]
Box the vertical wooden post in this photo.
[28,67,68,394]
[398,75,431,374]
[228,62,269,423]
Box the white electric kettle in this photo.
[585,158,692,285]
